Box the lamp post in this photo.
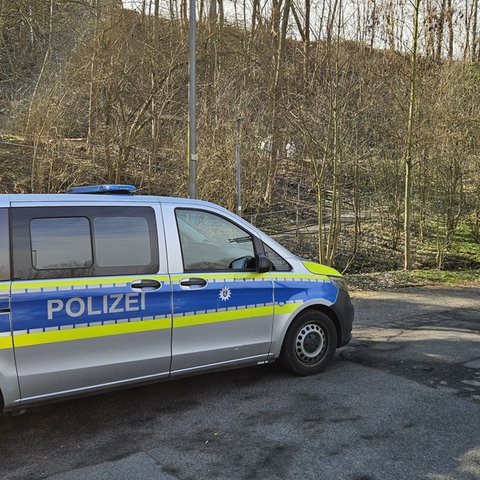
[188,0,197,198]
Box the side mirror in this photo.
[256,254,273,273]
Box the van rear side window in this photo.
[94,216,151,267]
[31,217,92,270]
[12,206,159,279]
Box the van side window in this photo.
[94,216,152,267]
[12,206,159,279]
[176,209,255,272]
[31,217,93,270]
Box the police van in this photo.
[0,185,353,411]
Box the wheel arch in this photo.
[274,302,343,360]
[277,305,339,375]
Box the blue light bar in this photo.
[66,185,137,195]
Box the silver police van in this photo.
[0,185,353,411]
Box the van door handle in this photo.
[131,279,161,289]
[180,278,207,287]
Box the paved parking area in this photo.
[344,286,480,403]
[1,286,479,480]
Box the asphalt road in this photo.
[1,286,479,480]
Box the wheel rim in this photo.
[294,323,326,365]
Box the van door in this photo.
[9,204,172,404]
[166,207,274,374]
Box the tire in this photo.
[280,310,337,376]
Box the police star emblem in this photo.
[219,286,232,301]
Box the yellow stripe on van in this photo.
[12,317,172,348]
[275,302,303,315]
[0,336,13,350]
[174,305,272,328]
[174,301,301,328]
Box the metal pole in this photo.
[236,118,242,217]
[188,0,197,198]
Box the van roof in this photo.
[0,187,241,224]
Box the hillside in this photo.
[0,2,479,277]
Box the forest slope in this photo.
[0,2,479,277]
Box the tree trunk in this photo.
[404,0,421,271]
[473,0,479,61]
[436,0,446,60]
[447,0,454,60]
[263,0,290,204]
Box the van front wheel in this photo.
[280,311,337,376]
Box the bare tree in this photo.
[404,0,421,271]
